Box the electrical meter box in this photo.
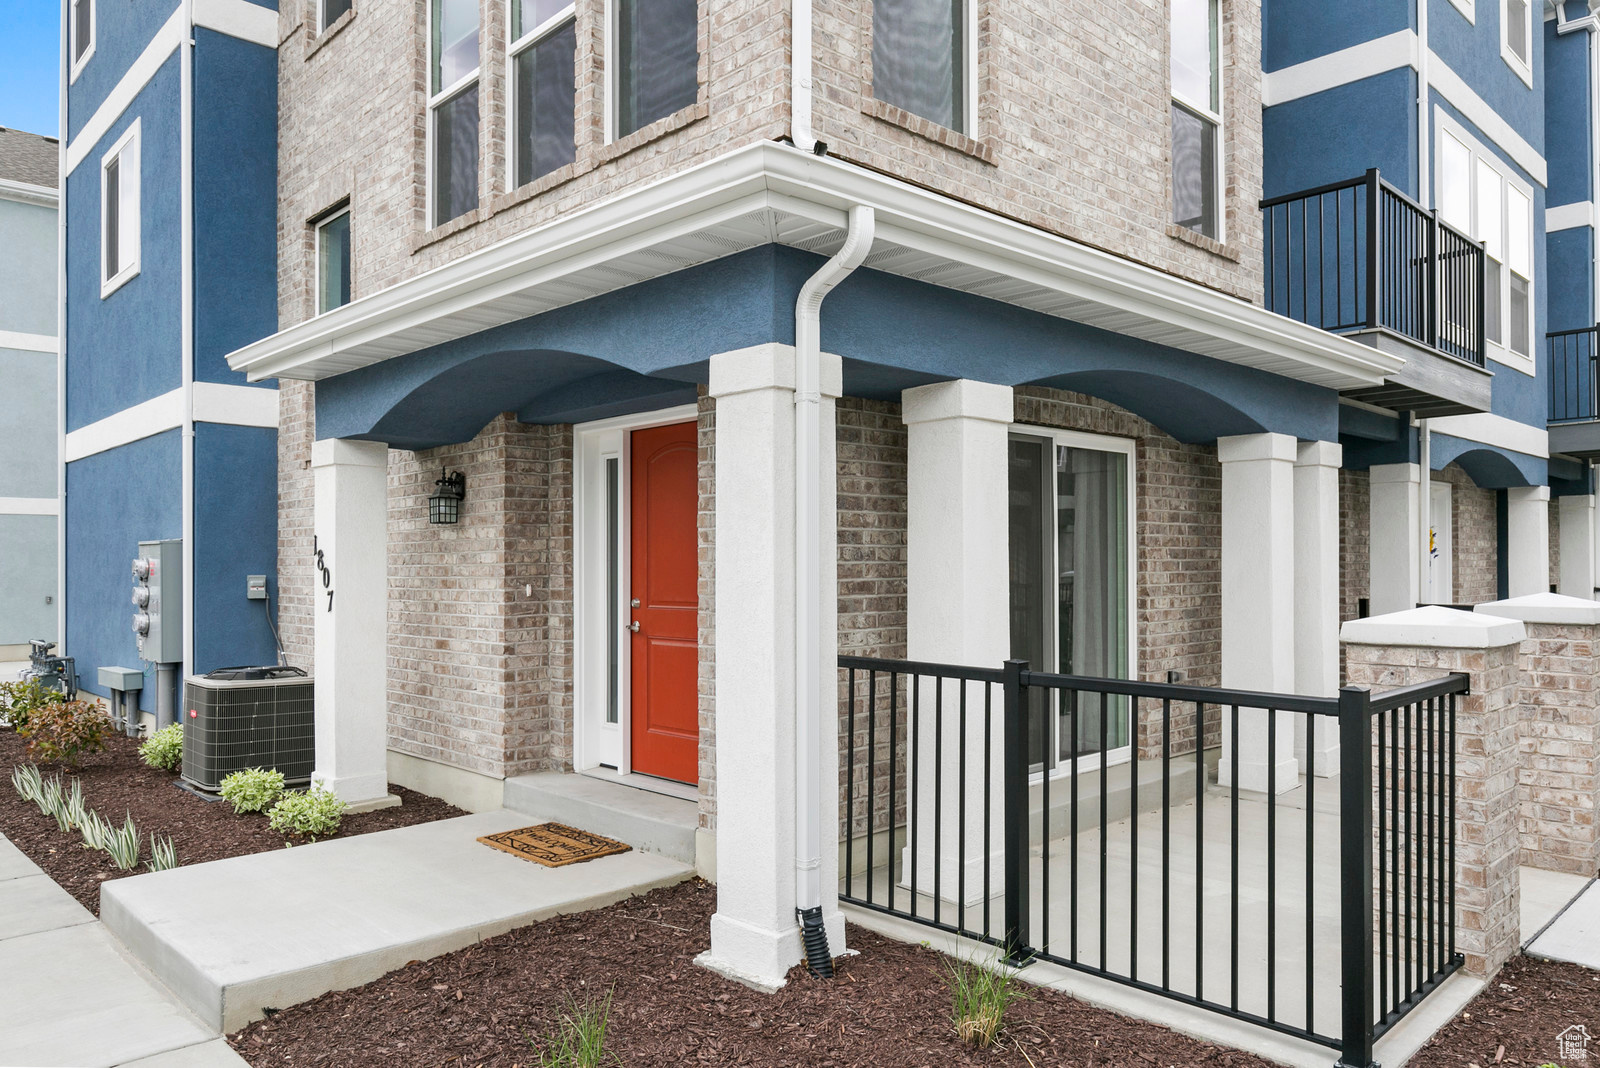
[132,539,182,664]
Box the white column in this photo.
[1218,433,1299,794]
[699,344,842,991]
[1558,494,1597,598]
[1369,463,1421,616]
[1293,441,1341,776]
[902,379,1012,904]
[310,438,392,807]
[1506,485,1551,597]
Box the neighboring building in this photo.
[59,0,280,721]
[56,0,1600,1047]
[0,126,61,661]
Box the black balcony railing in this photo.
[1548,325,1600,423]
[838,655,1467,1068]
[1261,170,1486,367]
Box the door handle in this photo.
[627,621,641,633]
[630,598,641,608]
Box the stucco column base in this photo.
[696,914,809,994]
[311,438,392,808]
[1557,495,1597,598]
[1294,441,1342,777]
[1478,594,1600,875]
[1506,486,1551,598]
[1369,464,1421,616]
[1342,606,1526,978]
[1219,433,1299,794]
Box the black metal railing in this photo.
[838,655,1467,1068]
[1261,170,1486,367]
[1548,325,1600,423]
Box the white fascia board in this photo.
[0,178,59,208]
[0,497,60,516]
[64,6,184,177]
[1428,413,1551,458]
[1427,54,1549,186]
[1548,201,1596,231]
[192,382,279,427]
[63,387,184,462]
[226,143,1404,390]
[0,331,60,354]
[1262,31,1420,107]
[192,0,279,48]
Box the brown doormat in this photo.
[477,822,632,867]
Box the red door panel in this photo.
[630,421,699,784]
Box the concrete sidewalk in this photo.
[0,835,247,1068]
[1528,875,1600,969]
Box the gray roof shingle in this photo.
[0,127,60,190]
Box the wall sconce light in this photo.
[429,469,466,525]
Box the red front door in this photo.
[629,421,700,784]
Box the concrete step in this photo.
[503,771,698,866]
[101,810,691,1032]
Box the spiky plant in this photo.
[79,809,112,852]
[37,773,64,821]
[60,778,87,832]
[104,814,142,871]
[10,763,43,804]
[944,954,1031,1049]
[533,989,619,1068]
[145,834,178,873]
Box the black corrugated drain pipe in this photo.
[797,906,834,977]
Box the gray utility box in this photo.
[181,666,314,792]
[133,539,182,664]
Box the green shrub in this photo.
[0,679,66,732]
[17,700,113,767]
[533,990,618,1068]
[267,786,346,840]
[944,954,1030,1049]
[219,767,286,814]
[139,723,184,772]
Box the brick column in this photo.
[1342,606,1525,978]
[1477,593,1600,875]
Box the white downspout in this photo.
[56,0,68,654]
[793,205,874,937]
[790,0,816,152]
[1419,419,1433,602]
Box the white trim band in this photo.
[64,384,279,462]
[1548,201,1596,232]
[1428,413,1550,458]
[0,331,60,354]
[0,178,59,208]
[0,497,60,517]
[64,6,184,177]
[192,0,279,48]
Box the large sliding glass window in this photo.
[613,0,699,139]
[512,0,576,187]
[430,0,480,227]
[1171,0,1221,240]
[1008,430,1134,773]
[872,0,967,133]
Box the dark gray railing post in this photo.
[1002,658,1032,967]
[1426,208,1441,350]
[1364,169,1382,332]
[1337,685,1377,1068]
[1476,239,1488,364]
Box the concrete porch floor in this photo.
[102,808,692,1033]
[843,774,1591,1067]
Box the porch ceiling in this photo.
[226,143,1405,393]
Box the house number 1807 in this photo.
[313,536,334,612]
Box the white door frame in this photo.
[572,403,699,775]
[1426,481,1454,603]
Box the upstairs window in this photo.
[316,208,351,314]
[511,0,576,186]
[430,0,480,227]
[872,0,968,133]
[101,122,140,298]
[321,0,352,31]
[1171,0,1221,240]
[612,0,698,139]
[70,0,94,79]
[1502,0,1531,81]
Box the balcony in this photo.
[1261,170,1492,416]
[1548,325,1600,458]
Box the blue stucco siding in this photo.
[1545,25,1593,209]
[66,0,181,144]
[1547,228,1594,332]
[65,55,183,433]
[65,431,181,712]
[1427,4,1544,155]
[193,29,278,387]
[192,423,279,673]
[1263,0,1412,72]
[1430,432,1546,487]
[1263,70,1419,200]
[316,245,1340,450]
[0,199,59,337]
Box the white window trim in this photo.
[425,0,481,230]
[1010,423,1139,782]
[314,207,351,316]
[1434,107,1536,376]
[1170,0,1226,245]
[1501,0,1534,87]
[1448,0,1475,24]
[69,0,95,83]
[506,2,576,191]
[318,0,349,32]
[100,120,140,300]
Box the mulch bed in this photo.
[0,727,466,914]
[1411,953,1600,1067]
[229,879,1278,1068]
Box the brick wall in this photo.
[275,0,1264,336]
[278,380,318,671]
[1437,463,1497,604]
[1339,468,1370,627]
[1514,621,1600,875]
[1549,500,1561,590]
